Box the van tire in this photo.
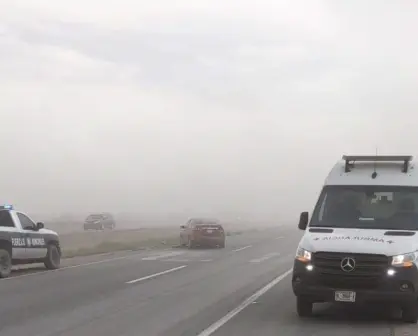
[0,249,12,278]
[402,302,418,323]
[296,297,313,317]
[44,244,61,270]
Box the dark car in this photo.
[83,213,116,231]
[180,218,225,248]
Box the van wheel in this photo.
[0,249,12,278]
[44,244,61,270]
[402,302,418,323]
[297,297,313,317]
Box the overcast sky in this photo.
[1,0,418,217]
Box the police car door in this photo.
[2,211,27,259]
[16,212,47,259]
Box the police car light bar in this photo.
[342,155,413,173]
[0,204,13,210]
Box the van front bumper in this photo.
[292,259,418,305]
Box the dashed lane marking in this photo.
[126,265,187,284]
[232,245,252,252]
[249,252,280,263]
[142,251,185,261]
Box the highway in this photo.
[1,226,416,336]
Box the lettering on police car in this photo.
[11,237,45,247]
[31,238,45,246]
[313,235,394,244]
[12,238,26,247]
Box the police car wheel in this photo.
[402,302,418,323]
[0,249,11,278]
[44,244,60,270]
[296,297,313,317]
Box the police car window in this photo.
[17,213,35,230]
[0,211,15,227]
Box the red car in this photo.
[180,218,225,248]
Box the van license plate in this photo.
[335,291,356,302]
[207,230,213,233]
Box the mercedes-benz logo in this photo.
[340,257,356,272]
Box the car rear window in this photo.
[195,224,223,229]
[86,215,103,221]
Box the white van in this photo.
[292,155,418,323]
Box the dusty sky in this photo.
[1,0,418,218]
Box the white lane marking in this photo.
[232,245,252,252]
[163,259,190,262]
[126,265,187,284]
[249,252,280,263]
[197,268,292,336]
[142,251,185,260]
[274,236,284,240]
[3,253,144,281]
[200,259,213,262]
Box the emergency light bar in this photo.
[342,155,413,173]
[0,205,13,210]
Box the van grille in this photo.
[312,252,389,289]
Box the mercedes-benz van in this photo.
[292,155,418,323]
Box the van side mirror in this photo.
[180,225,186,229]
[36,222,45,230]
[298,212,309,230]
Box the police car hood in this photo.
[301,228,417,256]
[39,228,58,236]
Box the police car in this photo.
[293,155,418,323]
[0,205,61,278]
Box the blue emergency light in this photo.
[0,204,13,210]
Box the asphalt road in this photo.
[1,225,417,336]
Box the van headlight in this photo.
[391,252,417,267]
[296,247,312,263]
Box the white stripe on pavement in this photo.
[142,251,185,261]
[197,268,292,336]
[232,245,252,252]
[126,265,187,284]
[249,252,280,263]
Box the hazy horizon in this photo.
[2,1,418,218]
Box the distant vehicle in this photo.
[83,213,116,231]
[0,204,61,278]
[180,218,225,248]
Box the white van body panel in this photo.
[325,161,417,187]
[299,228,416,256]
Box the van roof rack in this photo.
[342,155,413,173]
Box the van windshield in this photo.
[309,185,418,230]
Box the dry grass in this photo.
[58,225,255,258]
[60,227,180,258]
